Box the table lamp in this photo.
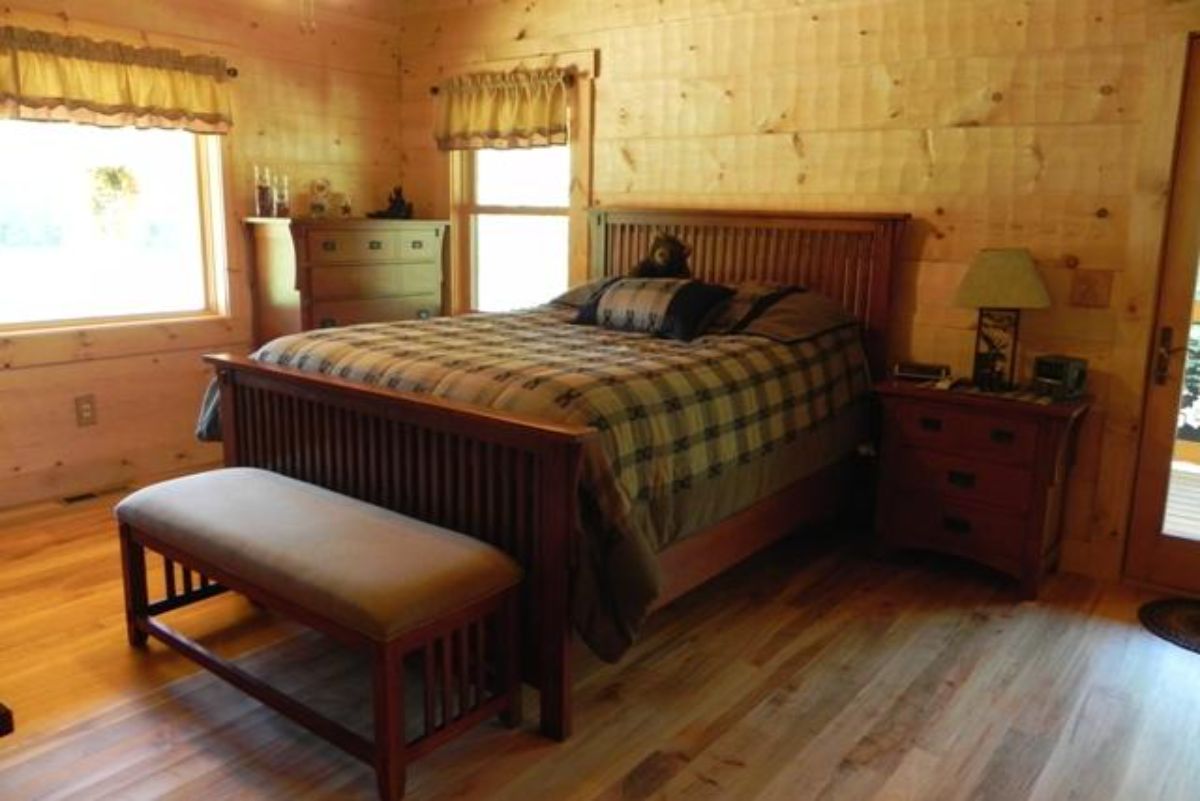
[953,248,1050,391]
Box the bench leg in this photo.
[500,593,523,729]
[118,523,149,649]
[373,643,407,801]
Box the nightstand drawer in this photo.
[888,447,1033,512]
[880,490,1024,572]
[306,230,397,263]
[889,400,1038,466]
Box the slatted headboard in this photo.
[589,208,909,374]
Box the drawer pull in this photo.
[919,417,943,432]
[321,240,337,252]
[410,240,424,250]
[947,470,976,489]
[368,240,384,251]
[942,515,973,535]
[990,428,1016,444]
[417,309,431,320]
[318,317,337,328]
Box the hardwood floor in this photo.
[1,492,1198,800]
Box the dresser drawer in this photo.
[308,263,441,301]
[306,230,397,263]
[879,489,1024,573]
[396,231,441,263]
[888,399,1038,466]
[311,294,441,328]
[887,446,1033,512]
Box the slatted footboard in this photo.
[204,353,593,740]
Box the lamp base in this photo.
[971,308,1021,392]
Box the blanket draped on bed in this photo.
[197,307,870,660]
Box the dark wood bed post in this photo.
[535,440,583,740]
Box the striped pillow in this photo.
[576,278,734,341]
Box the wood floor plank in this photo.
[1,495,1198,800]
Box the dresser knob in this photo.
[942,515,972,535]
[919,416,943,432]
[368,240,383,250]
[947,470,977,489]
[990,428,1016,444]
[321,241,336,252]
[411,240,424,250]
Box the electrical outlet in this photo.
[74,394,97,427]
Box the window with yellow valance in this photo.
[0,26,233,134]
[434,67,571,151]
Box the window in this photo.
[0,120,226,328]
[470,146,570,312]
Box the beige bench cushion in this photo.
[115,468,521,642]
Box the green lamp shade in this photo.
[953,248,1051,310]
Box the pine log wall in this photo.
[0,1,403,507]
[394,0,1200,580]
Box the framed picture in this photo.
[972,308,1019,390]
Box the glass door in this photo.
[1127,36,1200,591]
[1165,314,1200,540]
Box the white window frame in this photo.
[466,147,571,312]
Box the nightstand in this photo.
[874,381,1089,598]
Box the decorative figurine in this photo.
[331,191,352,218]
[630,233,692,278]
[309,177,331,218]
[367,186,415,219]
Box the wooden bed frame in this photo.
[203,208,908,741]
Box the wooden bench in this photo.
[116,468,523,801]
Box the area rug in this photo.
[1138,598,1200,655]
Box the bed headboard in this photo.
[589,208,909,374]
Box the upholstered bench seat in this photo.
[115,467,523,801]
[116,468,520,640]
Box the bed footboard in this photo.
[204,353,592,740]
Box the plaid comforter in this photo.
[227,306,871,658]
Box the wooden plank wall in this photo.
[394,0,1200,580]
[0,1,403,507]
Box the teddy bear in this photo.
[630,233,692,278]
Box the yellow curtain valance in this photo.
[434,67,570,151]
[0,26,233,134]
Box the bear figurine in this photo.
[630,233,692,279]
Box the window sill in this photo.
[0,311,250,370]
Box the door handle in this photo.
[1155,326,1187,385]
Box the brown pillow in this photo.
[733,290,857,344]
[549,277,618,308]
[704,282,793,334]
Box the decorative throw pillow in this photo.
[575,278,734,342]
[733,289,857,344]
[549,277,618,308]
[703,281,796,334]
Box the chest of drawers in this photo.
[874,381,1089,598]
[247,218,448,345]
